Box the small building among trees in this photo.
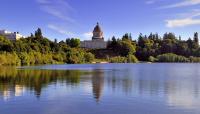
[0,30,23,41]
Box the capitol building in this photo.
[81,23,107,49]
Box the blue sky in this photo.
[1,0,200,41]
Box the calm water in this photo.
[0,63,200,114]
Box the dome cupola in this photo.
[92,22,104,40]
[93,23,102,33]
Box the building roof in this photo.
[93,23,102,33]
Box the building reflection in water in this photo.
[92,70,104,102]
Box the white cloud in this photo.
[166,9,200,28]
[48,24,75,36]
[83,32,93,39]
[161,0,200,9]
[166,18,200,28]
[36,0,75,23]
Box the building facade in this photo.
[81,23,107,49]
[0,30,23,41]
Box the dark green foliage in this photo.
[136,33,159,61]
[118,40,136,56]
[163,32,176,40]
[135,32,200,61]
[109,56,127,63]
[148,56,157,62]
[35,28,43,39]
[0,52,21,65]
[108,36,117,48]
[103,32,200,63]
[194,32,199,45]
[65,48,85,64]
[156,53,189,63]
[0,36,14,52]
[1,27,200,64]
[0,28,95,66]
[66,38,80,48]
[189,56,200,63]
[84,52,95,63]
[122,33,132,41]
[127,54,138,63]
[107,37,136,56]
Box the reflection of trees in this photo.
[106,69,133,94]
[0,66,86,98]
[92,70,104,102]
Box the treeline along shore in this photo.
[0,28,200,66]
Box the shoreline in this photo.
[2,62,200,68]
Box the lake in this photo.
[0,63,200,114]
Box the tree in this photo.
[84,52,95,63]
[160,39,176,54]
[30,33,34,38]
[65,48,84,64]
[179,36,182,41]
[54,39,58,44]
[156,53,189,63]
[163,32,176,40]
[193,32,199,49]
[122,33,129,40]
[187,38,193,49]
[0,36,14,52]
[122,33,132,41]
[70,38,80,48]
[107,36,117,49]
[127,54,138,63]
[138,33,145,48]
[194,32,199,44]
[66,38,80,48]
[118,40,136,56]
[35,28,43,39]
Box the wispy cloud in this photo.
[166,18,200,28]
[36,0,75,23]
[82,32,93,40]
[177,9,200,18]
[48,24,75,36]
[166,9,200,28]
[158,0,200,28]
[161,0,200,9]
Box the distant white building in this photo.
[0,30,23,41]
[81,23,107,49]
